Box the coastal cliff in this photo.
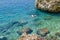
[35,0,60,12]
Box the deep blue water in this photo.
[0,0,60,40]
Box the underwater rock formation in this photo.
[17,33,47,40]
[55,32,60,37]
[0,36,7,40]
[49,36,57,40]
[17,33,58,40]
[0,21,28,33]
[37,28,49,36]
[17,28,33,35]
[35,0,60,12]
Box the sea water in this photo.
[0,0,60,40]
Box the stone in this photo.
[17,28,33,35]
[37,28,49,36]
[55,32,60,37]
[35,0,60,12]
[0,36,7,40]
[17,33,47,40]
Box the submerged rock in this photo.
[6,32,11,35]
[49,36,57,40]
[0,21,28,33]
[17,33,47,40]
[55,32,60,37]
[35,0,60,12]
[17,28,33,35]
[37,28,49,36]
[0,36,7,40]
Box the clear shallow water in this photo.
[0,0,60,40]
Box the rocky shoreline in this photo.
[35,0,60,12]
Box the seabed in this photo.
[0,0,60,40]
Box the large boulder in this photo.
[35,0,60,12]
[17,28,33,35]
[37,28,50,36]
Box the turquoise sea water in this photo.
[0,0,60,40]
